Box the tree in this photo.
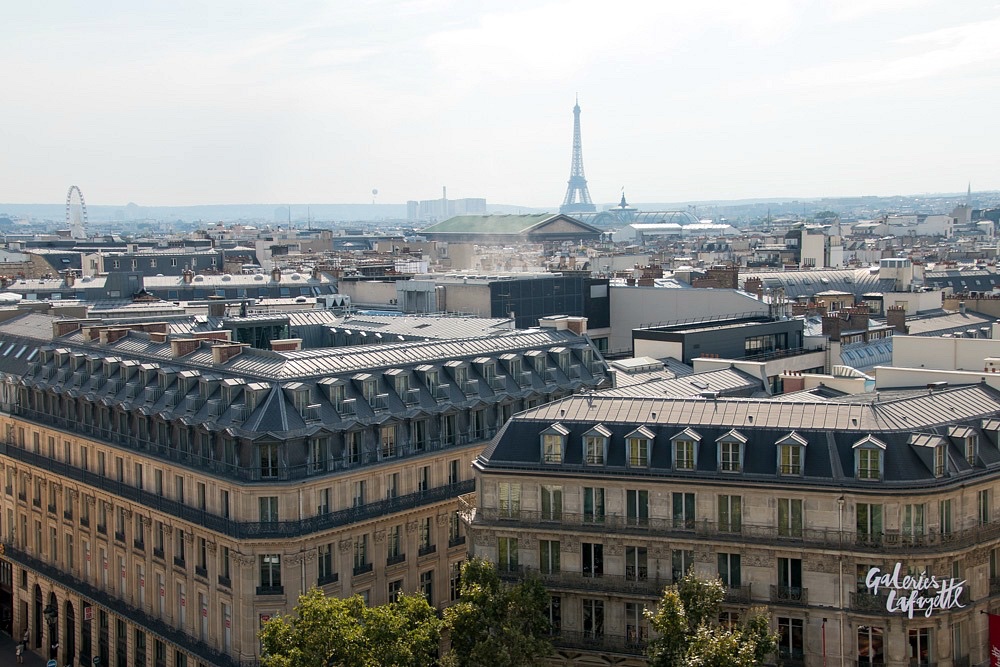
[444,557,553,667]
[260,588,444,667]
[646,572,779,667]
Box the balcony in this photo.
[991,577,1000,596]
[194,566,208,579]
[256,585,284,596]
[850,591,890,614]
[552,630,646,657]
[317,572,339,586]
[47,503,57,515]
[79,516,89,528]
[173,557,186,569]
[770,585,808,606]
[133,539,145,551]
[353,563,373,577]
[418,544,437,557]
[114,531,126,543]
[725,584,752,604]
[63,510,73,521]
[386,553,406,567]
[153,548,164,560]
[217,575,231,589]
[32,497,40,508]
[0,439,474,541]
[448,535,466,549]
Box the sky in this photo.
[2,0,999,209]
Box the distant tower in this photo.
[560,97,596,214]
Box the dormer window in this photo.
[393,374,409,396]
[540,423,569,464]
[452,366,468,386]
[671,428,701,471]
[776,432,807,476]
[935,444,947,477]
[362,379,377,403]
[626,426,655,468]
[949,426,978,466]
[424,370,439,391]
[716,430,747,473]
[853,435,886,481]
[582,425,611,465]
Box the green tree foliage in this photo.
[646,572,779,667]
[443,557,553,667]
[259,588,443,667]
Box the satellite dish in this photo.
[371,188,378,196]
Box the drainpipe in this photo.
[838,496,846,667]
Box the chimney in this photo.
[847,303,869,332]
[565,317,588,336]
[212,343,246,365]
[822,315,844,341]
[270,338,303,352]
[149,332,167,343]
[182,268,194,284]
[311,265,322,280]
[782,371,806,393]
[207,297,226,318]
[886,305,908,334]
[99,328,130,345]
[960,301,967,315]
[52,320,81,337]
[170,339,201,357]
[271,265,282,282]
[63,270,76,288]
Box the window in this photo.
[546,596,561,634]
[541,485,562,521]
[940,499,953,536]
[353,534,370,574]
[259,443,279,478]
[582,599,604,639]
[220,546,231,582]
[418,466,429,492]
[626,489,649,527]
[778,558,803,601]
[979,489,991,525]
[582,542,603,578]
[934,445,946,477]
[419,517,433,554]
[259,497,278,523]
[310,437,329,473]
[718,495,741,533]
[353,481,366,508]
[778,617,804,661]
[625,602,647,646]
[448,459,459,485]
[584,435,605,465]
[345,432,360,465]
[498,537,518,572]
[539,540,560,574]
[672,492,695,530]
[779,444,801,475]
[856,442,883,480]
[965,435,978,466]
[719,439,742,472]
[625,546,647,581]
[675,439,695,470]
[420,570,433,603]
[175,529,186,564]
[450,561,463,601]
[196,482,206,511]
[857,625,885,666]
[583,487,605,524]
[628,437,649,468]
[386,473,398,500]
[259,554,281,591]
[902,504,925,540]
[387,525,402,561]
[908,628,932,667]
[542,434,563,464]
[778,498,803,538]
[449,511,462,545]
[380,425,397,459]
[857,503,883,544]
[498,482,521,518]
[718,552,741,587]
[388,579,402,604]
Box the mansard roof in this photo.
[479,384,1000,488]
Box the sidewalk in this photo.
[0,632,59,667]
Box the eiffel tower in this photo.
[559,97,596,214]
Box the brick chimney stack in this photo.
[886,305,908,334]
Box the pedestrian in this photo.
[21,628,27,644]
[15,639,24,664]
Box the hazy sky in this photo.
[3,0,998,208]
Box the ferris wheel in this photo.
[66,185,88,239]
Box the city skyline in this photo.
[3,1,999,208]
